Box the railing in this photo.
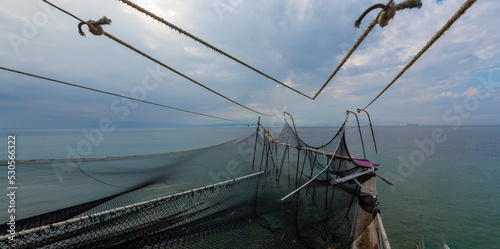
[375,213,391,249]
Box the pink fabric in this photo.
[351,158,377,168]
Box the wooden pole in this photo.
[268,142,277,175]
[376,173,394,186]
[329,159,339,209]
[295,149,301,187]
[306,153,318,194]
[329,184,336,209]
[265,141,271,173]
[251,116,260,170]
[298,150,308,186]
[346,110,366,159]
[284,111,299,136]
[288,142,291,181]
[259,140,266,171]
[277,138,289,182]
[357,109,378,154]
[325,171,329,207]
[345,185,358,218]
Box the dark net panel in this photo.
[257,121,376,248]
[237,121,372,248]
[0,173,262,249]
[0,137,263,235]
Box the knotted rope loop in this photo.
[377,2,397,27]
[78,16,112,37]
[355,0,422,29]
[378,0,422,27]
[354,3,386,29]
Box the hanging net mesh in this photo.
[1,119,377,248]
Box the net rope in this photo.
[116,0,313,100]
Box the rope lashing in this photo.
[355,0,422,29]
[78,16,112,36]
[354,3,386,29]
[379,0,422,27]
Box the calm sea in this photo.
[1,126,499,248]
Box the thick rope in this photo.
[44,0,431,106]
[0,66,247,125]
[362,0,477,110]
[42,0,272,117]
[42,0,84,22]
[313,20,377,100]
[116,0,313,100]
[100,31,271,116]
[312,0,395,100]
[118,0,423,101]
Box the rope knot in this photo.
[377,2,397,27]
[355,0,422,29]
[378,0,422,27]
[78,16,112,37]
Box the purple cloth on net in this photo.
[351,158,378,168]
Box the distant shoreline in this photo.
[2,125,500,131]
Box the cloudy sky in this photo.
[1,0,499,129]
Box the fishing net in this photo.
[1,120,377,248]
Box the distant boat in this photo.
[443,242,451,249]
[407,124,419,126]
